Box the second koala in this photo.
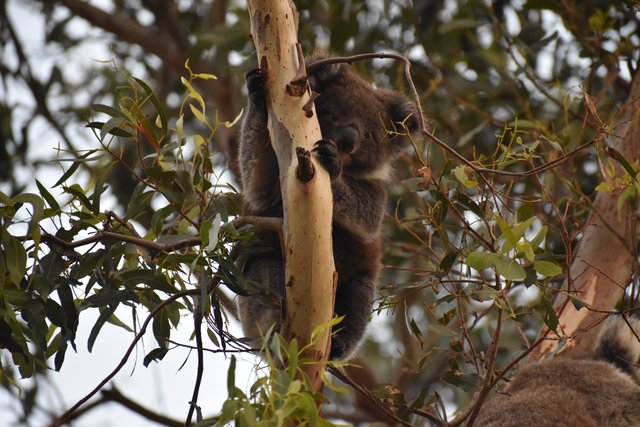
[236,56,419,360]
[475,316,640,427]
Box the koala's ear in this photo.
[382,90,421,135]
[306,55,347,92]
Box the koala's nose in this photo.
[335,125,359,153]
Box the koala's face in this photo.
[309,63,419,177]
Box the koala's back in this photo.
[475,316,640,427]
[474,385,598,427]
[474,358,640,427]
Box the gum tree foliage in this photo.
[1,0,639,425]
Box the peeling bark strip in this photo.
[532,69,640,360]
[246,0,337,390]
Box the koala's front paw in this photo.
[313,139,341,178]
[246,68,266,95]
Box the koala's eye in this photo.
[364,132,372,139]
[330,113,339,122]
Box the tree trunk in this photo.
[246,0,336,391]
[532,70,640,360]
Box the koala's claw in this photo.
[246,68,266,94]
[313,139,341,178]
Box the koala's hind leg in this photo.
[331,276,376,360]
[237,252,285,347]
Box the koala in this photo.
[235,56,419,360]
[474,316,640,427]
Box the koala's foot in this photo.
[313,139,341,178]
[246,68,266,95]
[330,335,347,360]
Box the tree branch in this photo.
[58,0,184,68]
[39,215,283,254]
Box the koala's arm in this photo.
[239,70,281,213]
[331,176,386,238]
[312,139,386,238]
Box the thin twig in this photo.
[328,367,425,426]
[455,308,503,427]
[185,296,204,427]
[101,387,184,427]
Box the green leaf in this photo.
[54,151,97,187]
[206,326,220,347]
[86,121,132,137]
[434,191,449,225]
[11,193,45,234]
[409,317,422,339]
[453,165,478,188]
[439,250,458,273]
[464,251,495,271]
[143,347,169,366]
[192,72,217,81]
[538,294,559,332]
[119,269,176,294]
[85,289,138,307]
[100,117,127,141]
[493,295,516,318]
[36,180,60,212]
[518,241,535,263]
[533,260,563,277]
[495,214,517,249]
[91,103,125,117]
[507,119,538,129]
[494,255,526,280]
[152,307,171,348]
[511,216,536,242]
[452,193,484,218]
[227,355,236,393]
[125,187,154,220]
[607,146,637,182]
[181,77,206,112]
[570,296,591,311]
[189,103,207,124]
[88,305,118,352]
[3,234,27,286]
[134,77,168,136]
[63,184,94,212]
[529,225,548,249]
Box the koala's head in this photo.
[307,58,420,178]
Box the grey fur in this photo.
[475,316,640,427]
[235,56,419,359]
